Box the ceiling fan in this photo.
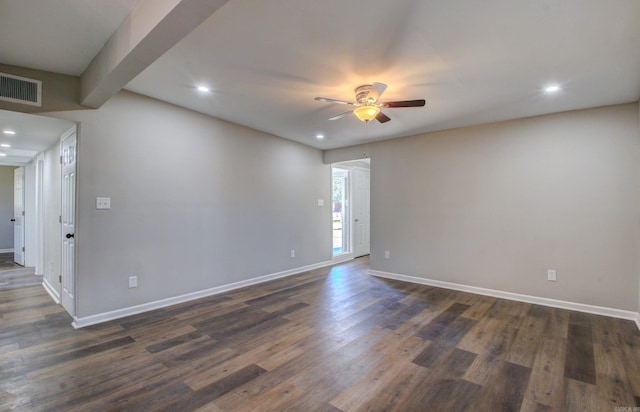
[314,82,425,123]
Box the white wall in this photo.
[43,142,61,299]
[328,103,640,312]
[46,91,331,318]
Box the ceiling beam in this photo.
[80,0,229,108]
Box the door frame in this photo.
[352,165,370,258]
[13,166,25,265]
[330,159,371,261]
[331,165,352,259]
[36,154,45,275]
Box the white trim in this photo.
[42,278,60,304]
[332,253,354,264]
[71,258,343,329]
[370,270,640,326]
[35,153,45,276]
[0,248,13,253]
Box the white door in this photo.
[352,167,370,257]
[61,131,76,316]
[14,167,25,265]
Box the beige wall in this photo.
[0,166,15,250]
[46,91,331,318]
[330,103,640,311]
[0,63,86,113]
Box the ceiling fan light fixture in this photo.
[353,105,380,122]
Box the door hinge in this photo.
[59,275,62,283]
[60,155,63,164]
[22,247,25,252]
[21,211,25,216]
[59,215,62,223]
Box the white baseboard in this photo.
[72,258,346,329]
[332,253,355,264]
[42,278,60,304]
[0,248,13,253]
[370,269,640,328]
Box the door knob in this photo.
[355,219,359,222]
[10,218,15,222]
[66,233,74,239]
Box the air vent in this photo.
[0,73,42,106]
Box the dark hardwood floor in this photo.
[1,257,639,411]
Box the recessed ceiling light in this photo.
[316,134,324,139]
[197,86,210,93]
[0,143,10,148]
[3,130,16,135]
[0,152,6,157]
[544,85,561,93]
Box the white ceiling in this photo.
[0,0,139,76]
[0,110,75,166]
[126,0,640,149]
[1,0,640,153]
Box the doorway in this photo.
[0,110,76,303]
[331,159,371,259]
[332,167,349,256]
[13,166,24,265]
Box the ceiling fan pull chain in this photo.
[363,121,369,158]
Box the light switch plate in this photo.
[317,199,324,207]
[96,197,111,210]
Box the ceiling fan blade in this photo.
[367,82,388,102]
[328,110,354,121]
[383,99,426,108]
[314,97,354,105]
[376,112,391,123]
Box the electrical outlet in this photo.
[96,197,111,210]
[290,249,296,258]
[384,251,390,260]
[547,269,557,282]
[129,275,137,288]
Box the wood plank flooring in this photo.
[0,252,41,291]
[1,257,639,411]
[0,252,21,270]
